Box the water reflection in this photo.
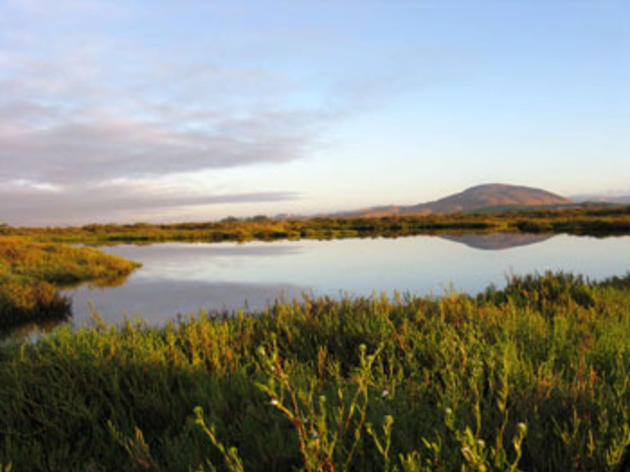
[67,280,307,325]
[96,242,304,282]
[1,317,71,345]
[3,269,138,340]
[440,232,554,250]
[8,233,630,338]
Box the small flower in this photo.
[312,431,319,438]
[445,407,453,416]
[476,439,485,449]
[270,399,279,406]
[381,389,389,398]
[517,422,527,434]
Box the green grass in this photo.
[2,204,628,332]
[1,211,629,469]
[2,205,627,332]
[3,204,630,245]
[0,238,140,330]
[1,272,629,471]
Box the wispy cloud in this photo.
[0,0,431,224]
[0,41,328,184]
[0,110,318,184]
[0,180,299,225]
[0,3,330,223]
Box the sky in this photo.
[1,0,629,225]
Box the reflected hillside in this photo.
[440,232,554,250]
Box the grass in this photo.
[1,272,629,471]
[1,211,629,469]
[0,237,140,331]
[1,205,627,332]
[2,204,630,245]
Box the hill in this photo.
[334,183,574,217]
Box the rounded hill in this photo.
[413,183,574,214]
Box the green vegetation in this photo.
[4,204,626,334]
[1,272,629,471]
[3,205,630,245]
[1,207,629,469]
[0,238,140,331]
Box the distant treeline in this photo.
[2,205,630,244]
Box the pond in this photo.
[57,232,630,328]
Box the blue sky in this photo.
[0,0,628,224]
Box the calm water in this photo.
[56,233,630,328]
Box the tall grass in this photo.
[0,272,629,471]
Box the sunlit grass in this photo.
[0,272,629,471]
[3,205,629,245]
[0,237,140,330]
[2,205,628,333]
[1,210,630,469]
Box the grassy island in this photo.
[0,238,140,331]
[1,272,630,471]
[3,205,630,245]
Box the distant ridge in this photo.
[570,194,630,204]
[333,184,574,217]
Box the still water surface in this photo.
[60,233,630,328]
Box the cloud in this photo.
[0,111,316,184]
[0,3,332,224]
[0,0,433,225]
[0,0,341,190]
[0,54,327,184]
[0,181,299,225]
